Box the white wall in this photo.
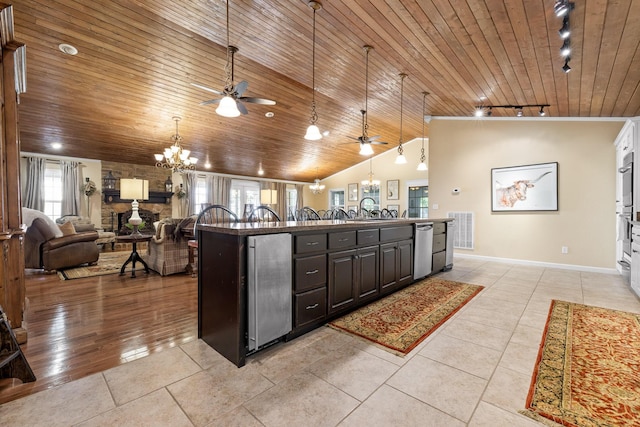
[428,118,624,269]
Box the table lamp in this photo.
[120,178,149,236]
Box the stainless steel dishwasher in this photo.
[247,233,292,352]
[413,222,434,280]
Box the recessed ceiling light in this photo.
[265,112,274,118]
[58,43,78,55]
[322,130,330,137]
[51,142,62,149]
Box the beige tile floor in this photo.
[2,257,639,426]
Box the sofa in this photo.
[24,215,100,271]
[144,217,195,276]
[56,215,116,250]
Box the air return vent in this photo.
[447,212,474,249]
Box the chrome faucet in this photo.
[359,197,376,217]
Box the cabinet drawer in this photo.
[433,233,446,253]
[380,225,413,242]
[295,255,327,292]
[295,287,327,328]
[433,222,446,235]
[357,228,379,246]
[295,234,327,254]
[329,231,356,249]
[432,250,446,273]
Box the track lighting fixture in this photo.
[555,1,574,73]
[473,104,550,117]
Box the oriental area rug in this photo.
[523,300,640,427]
[57,251,130,280]
[329,277,483,355]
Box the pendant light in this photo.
[417,92,429,171]
[304,1,323,140]
[217,1,241,117]
[395,73,408,164]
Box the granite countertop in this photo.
[197,217,452,236]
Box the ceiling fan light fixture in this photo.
[359,142,374,156]
[216,95,241,117]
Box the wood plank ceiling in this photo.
[11,0,640,182]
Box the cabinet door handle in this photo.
[338,238,350,242]
[306,303,319,310]
[306,241,319,246]
[305,269,319,275]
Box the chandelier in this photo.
[309,168,325,194]
[154,116,198,173]
[361,158,380,193]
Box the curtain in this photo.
[275,182,287,221]
[295,184,305,219]
[23,157,46,211]
[60,160,81,215]
[206,175,232,207]
[183,173,197,216]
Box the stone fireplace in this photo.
[117,209,159,235]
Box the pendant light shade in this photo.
[395,73,408,165]
[304,1,323,140]
[304,124,322,140]
[417,91,429,171]
[216,95,241,117]
[359,142,374,156]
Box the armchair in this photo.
[24,218,100,271]
[144,217,195,276]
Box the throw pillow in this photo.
[22,207,64,238]
[58,221,76,236]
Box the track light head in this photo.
[562,60,571,73]
[515,107,523,117]
[487,107,492,117]
[539,106,546,116]
[554,0,570,17]
[559,16,570,38]
[474,107,484,117]
[560,39,571,57]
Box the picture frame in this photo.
[387,179,399,200]
[348,183,358,201]
[491,162,558,212]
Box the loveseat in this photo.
[144,217,195,276]
[24,216,100,271]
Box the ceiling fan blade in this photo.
[200,99,221,106]
[239,97,276,105]
[234,80,248,97]
[346,136,362,142]
[192,82,224,96]
[236,100,249,115]
[368,135,381,141]
[370,140,389,145]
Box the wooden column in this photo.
[0,4,27,342]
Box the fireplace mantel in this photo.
[103,189,173,204]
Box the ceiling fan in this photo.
[192,0,276,117]
[346,45,388,155]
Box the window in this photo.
[328,189,345,210]
[408,185,428,218]
[229,180,260,218]
[193,176,208,211]
[360,186,380,211]
[43,162,62,221]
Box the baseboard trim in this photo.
[454,253,619,275]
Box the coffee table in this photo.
[116,234,152,278]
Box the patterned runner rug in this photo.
[523,300,640,427]
[57,251,130,280]
[329,277,483,355]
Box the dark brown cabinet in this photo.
[380,239,414,294]
[293,234,328,329]
[432,222,447,273]
[327,245,380,314]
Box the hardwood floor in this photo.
[0,259,197,404]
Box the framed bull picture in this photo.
[491,162,558,212]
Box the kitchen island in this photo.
[196,218,453,367]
